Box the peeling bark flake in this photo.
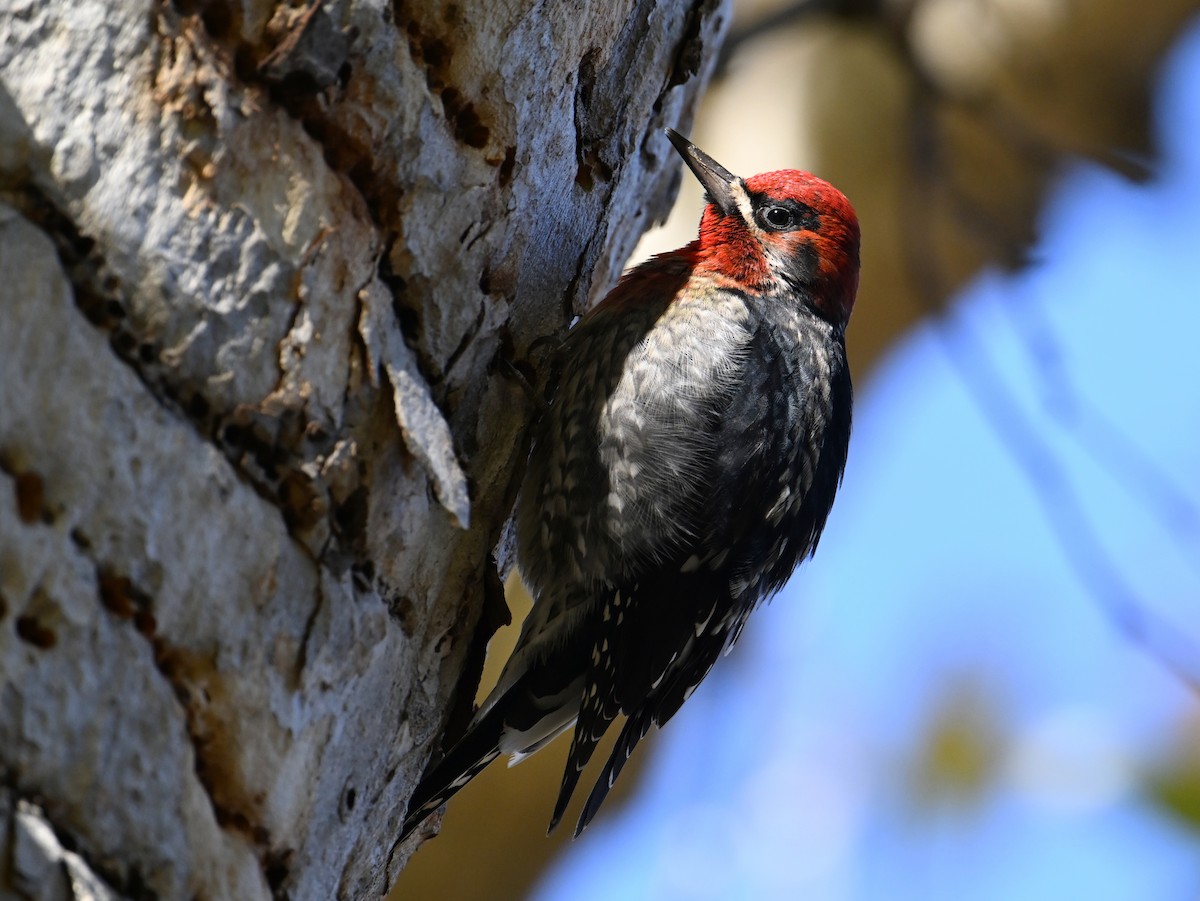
[358,279,471,528]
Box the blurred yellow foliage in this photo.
[1145,715,1200,834]
[906,678,1006,813]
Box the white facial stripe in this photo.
[730,179,757,229]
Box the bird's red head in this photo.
[667,130,860,328]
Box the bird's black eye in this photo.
[759,205,796,231]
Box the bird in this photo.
[401,128,860,842]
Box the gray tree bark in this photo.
[0,0,728,897]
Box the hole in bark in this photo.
[420,35,449,69]
[390,595,419,637]
[221,423,246,447]
[76,287,110,326]
[99,570,137,619]
[279,470,325,531]
[456,106,489,148]
[576,161,594,192]
[440,85,462,116]
[98,568,155,629]
[112,330,136,357]
[668,2,706,89]
[186,391,210,420]
[391,300,420,342]
[234,44,259,82]
[498,145,516,187]
[14,471,44,524]
[124,866,157,901]
[135,610,158,637]
[438,88,489,148]
[265,848,292,896]
[351,559,374,592]
[334,486,368,544]
[16,615,56,649]
[201,2,234,38]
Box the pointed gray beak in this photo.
[666,128,741,218]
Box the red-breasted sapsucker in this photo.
[402,129,860,841]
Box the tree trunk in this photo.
[0,0,728,897]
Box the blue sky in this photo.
[535,16,1200,901]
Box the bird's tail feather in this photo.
[400,705,505,842]
[575,709,654,836]
[574,632,725,835]
[401,664,587,842]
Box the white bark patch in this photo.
[359,278,471,528]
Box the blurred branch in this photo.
[1003,289,1200,577]
[935,301,1200,694]
[902,83,1200,695]
[715,0,879,77]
